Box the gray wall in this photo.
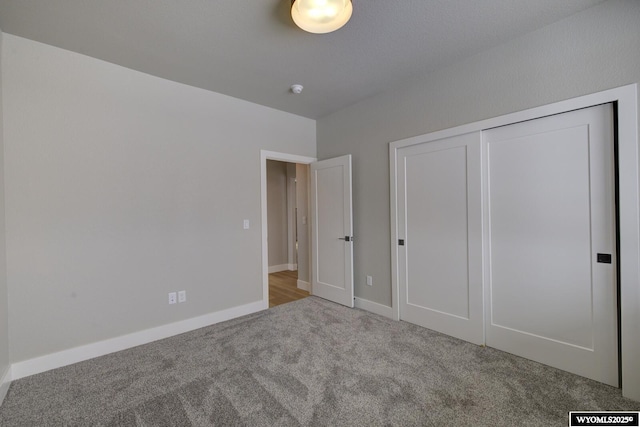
[267,160,289,268]
[3,34,315,363]
[0,29,10,382]
[317,0,640,307]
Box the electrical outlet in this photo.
[178,290,186,303]
[366,275,373,286]
[168,292,177,305]
[243,219,250,229]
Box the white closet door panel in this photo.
[489,126,592,346]
[484,104,617,386]
[398,132,483,344]
[406,147,469,317]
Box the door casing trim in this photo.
[260,151,316,308]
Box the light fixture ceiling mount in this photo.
[291,0,353,34]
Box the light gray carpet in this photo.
[0,296,638,426]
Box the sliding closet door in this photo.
[397,132,484,345]
[483,104,617,386]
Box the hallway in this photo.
[269,270,309,308]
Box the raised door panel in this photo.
[398,132,483,344]
[484,104,617,386]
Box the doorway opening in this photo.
[260,151,316,308]
[266,159,311,307]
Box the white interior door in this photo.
[310,155,354,307]
[397,132,484,344]
[483,103,617,386]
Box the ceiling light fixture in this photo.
[291,0,353,34]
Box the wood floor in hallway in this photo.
[269,270,310,308]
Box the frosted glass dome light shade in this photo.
[291,0,353,34]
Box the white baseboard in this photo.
[0,366,11,407]
[297,280,310,291]
[11,300,266,381]
[354,297,395,320]
[268,264,299,274]
[268,264,289,273]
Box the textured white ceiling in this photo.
[0,0,605,118]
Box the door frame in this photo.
[260,150,316,307]
[389,84,640,400]
[287,173,297,270]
